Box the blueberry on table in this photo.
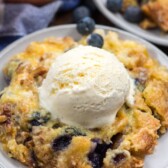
[124,6,143,23]
[73,6,90,23]
[77,17,95,35]
[87,33,104,48]
[52,135,72,152]
[83,0,97,12]
[107,0,123,13]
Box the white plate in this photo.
[0,24,168,168]
[93,0,168,46]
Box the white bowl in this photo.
[0,24,168,168]
[93,0,168,46]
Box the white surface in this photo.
[93,0,168,46]
[39,46,132,129]
[0,24,168,168]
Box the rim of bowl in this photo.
[0,24,167,60]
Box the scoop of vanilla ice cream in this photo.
[39,46,134,128]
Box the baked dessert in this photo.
[0,29,168,168]
[142,0,168,31]
[107,0,168,32]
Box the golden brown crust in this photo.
[120,110,160,156]
[130,155,144,168]
[56,137,92,168]
[142,0,168,31]
[143,79,168,128]
[0,37,76,167]
[0,31,167,168]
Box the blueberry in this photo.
[134,78,145,91]
[42,112,51,123]
[24,136,32,145]
[31,119,41,126]
[111,133,123,149]
[83,0,96,12]
[52,122,62,129]
[124,6,143,23]
[32,112,41,120]
[73,6,90,23]
[52,135,72,152]
[113,153,126,165]
[88,140,112,168]
[64,127,86,136]
[87,33,104,48]
[91,138,102,144]
[107,0,123,13]
[30,111,51,126]
[94,142,112,157]
[77,17,95,35]
[31,150,39,167]
[88,153,101,168]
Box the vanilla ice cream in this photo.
[39,46,134,128]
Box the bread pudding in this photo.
[0,29,168,168]
[107,0,168,32]
[142,0,168,31]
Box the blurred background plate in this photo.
[93,0,168,46]
[0,24,168,168]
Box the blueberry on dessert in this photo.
[87,33,104,48]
